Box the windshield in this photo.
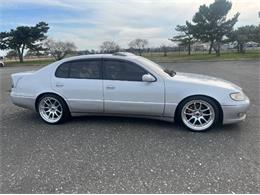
[137,57,176,77]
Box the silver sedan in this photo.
[10,52,250,131]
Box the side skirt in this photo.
[70,112,175,122]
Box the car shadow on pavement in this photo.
[3,109,242,135]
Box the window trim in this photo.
[102,58,157,82]
[55,58,157,82]
[55,59,102,80]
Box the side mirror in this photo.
[142,74,156,82]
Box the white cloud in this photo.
[0,0,74,8]
[0,0,259,51]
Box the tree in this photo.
[128,39,148,56]
[6,50,18,60]
[25,49,44,58]
[169,24,194,55]
[160,44,168,56]
[0,22,49,62]
[228,25,260,53]
[253,25,260,43]
[44,39,77,60]
[187,0,239,56]
[100,41,120,53]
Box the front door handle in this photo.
[106,85,115,90]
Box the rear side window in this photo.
[70,60,101,79]
[103,60,147,81]
[55,62,70,78]
[55,60,101,79]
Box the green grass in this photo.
[5,59,55,66]
[143,50,260,62]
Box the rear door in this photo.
[52,59,103,113]
[103,59,164,116]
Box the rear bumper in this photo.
[10,92,35,110]
[222,99,250,124]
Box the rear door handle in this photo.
[106,85,115,90]
[56,83,64,87]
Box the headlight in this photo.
[230,92,246,101]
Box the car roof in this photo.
[60,52,138,63]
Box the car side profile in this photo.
[11,52,250,131]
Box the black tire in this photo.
[0,63,4,67]
[176,96,220,132]
[36,94,70,124]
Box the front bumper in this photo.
[10,92,36,110]
[222,98,250,124]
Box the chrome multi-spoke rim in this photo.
[181,100,215,131]
[39,97,63,123]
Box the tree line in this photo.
[99,39,148,56]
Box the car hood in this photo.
[172,72,242,91]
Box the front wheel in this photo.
[178,96,220,131]
[37,94,70,124]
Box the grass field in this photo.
[5,58,55,66]
[143,49,260,62]
[4,50,260,66]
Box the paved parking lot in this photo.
[0,60,259,193]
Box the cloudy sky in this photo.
[0,0,259,54]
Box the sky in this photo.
[0,0,259,55]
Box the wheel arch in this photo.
[35,92,71,113]
[174,94,223,124]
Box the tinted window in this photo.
[55,60,101,79]
[70,60,101,79]
[103,60,147,81]
[55,62,70,78]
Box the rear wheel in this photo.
[178,96,220,131]
[37,94,70,124]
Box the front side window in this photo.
[55,60,101,79]
[103,60,147,81]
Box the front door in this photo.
[103,59,164,116]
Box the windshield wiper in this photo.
[164,69,176,77]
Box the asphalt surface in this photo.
[0,60,259,193]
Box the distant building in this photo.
[221,42,237,50]
[191,42,210,51]
[245,41,259,48]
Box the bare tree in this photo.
[128,39,148,56]
[100,41,120,53]
[44,39,77,60]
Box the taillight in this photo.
[11,78,14,88]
